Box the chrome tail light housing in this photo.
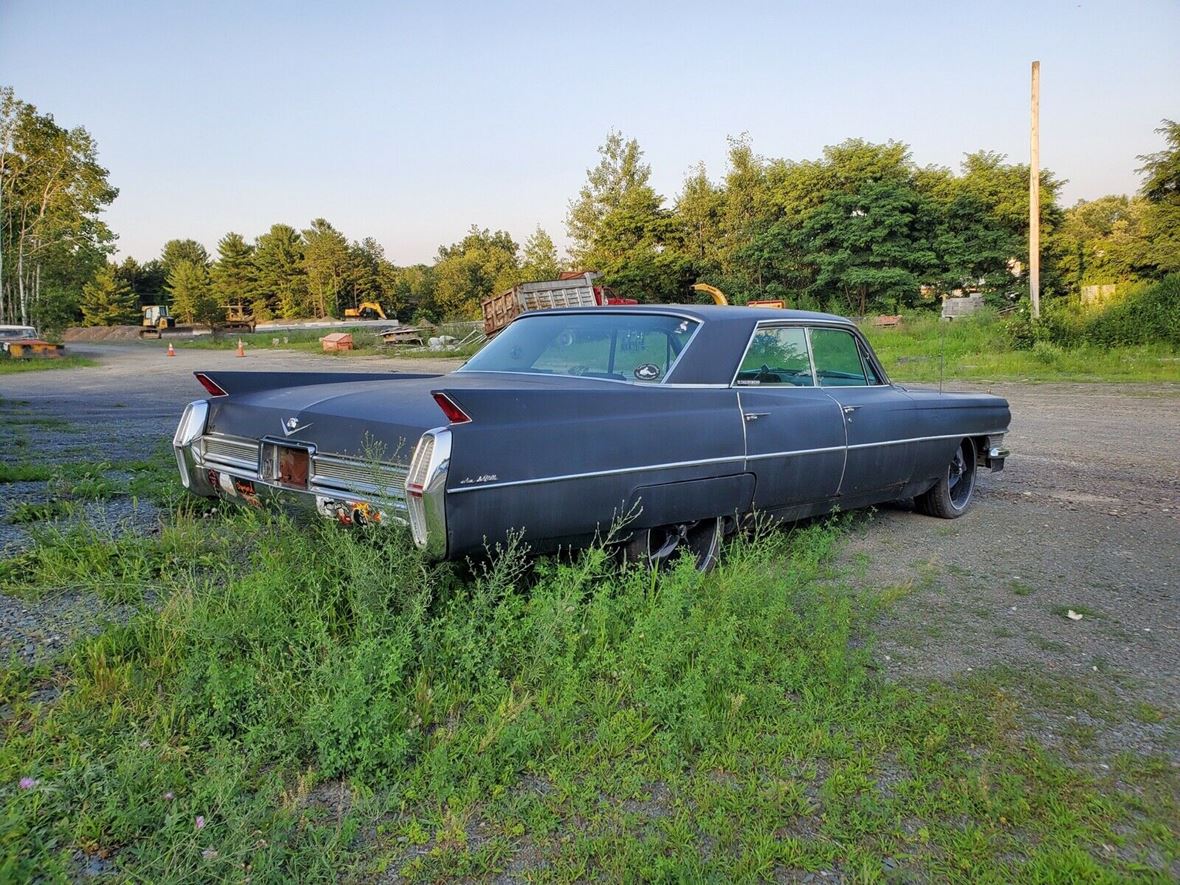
[405,428,451,557]
[172,400,210,489]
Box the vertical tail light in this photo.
[405,434,435,497]
[195,372,228,397]
[432,392,471,424]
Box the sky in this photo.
[2,0,1177,265]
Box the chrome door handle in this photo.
[743,412,769,422]
[842,405,860,415]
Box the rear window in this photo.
[460,313,698,383]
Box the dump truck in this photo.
[140,305,176,338]
[480,272,637,336]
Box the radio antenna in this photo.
[939,305,947,394]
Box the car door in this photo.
[808,326,915,499]
[734,324,846,510]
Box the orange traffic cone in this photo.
[166,342,176,357]
[236,339,245,358]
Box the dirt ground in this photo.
[3,342,1178,763]
[839,380,1180,766]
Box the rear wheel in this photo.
[915,439,977,519]
[625,517,723,572]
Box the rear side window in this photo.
[809,328,868,387]
[735,327,814,386]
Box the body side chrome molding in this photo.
[446,429,1009,494]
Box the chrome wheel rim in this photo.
[640,517,722,571]
[947,442,976,510]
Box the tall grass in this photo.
[2,509,1175,880]
[863,308,1180,384]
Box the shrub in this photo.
[1081,274,1180,347]
[1007,275,1180,349]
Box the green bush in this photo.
[1082,274,1180,347]
[1006,275,1180,350]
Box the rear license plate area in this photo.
[260,440,312,489]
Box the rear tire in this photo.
[915,439,977,519]
[625,517,723,572]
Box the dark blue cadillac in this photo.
[173,306,1010,569]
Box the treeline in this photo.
[3,80,1176,330]
[78,222,565,327]
[564,125,1179,316]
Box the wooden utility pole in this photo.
[1029,60,1041,318]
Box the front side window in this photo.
[810,328,868,387]
[459,313,698,383]
[734,326,813,386]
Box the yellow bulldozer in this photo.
[344,301,388,320]
[140,305,176,338]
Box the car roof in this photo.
[511,304,862,385]
[526,303,854,326]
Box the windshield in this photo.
[460,312,699,383]
[0,327,36,340]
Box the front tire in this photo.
[625,517,723,572]
[915,439,977,519]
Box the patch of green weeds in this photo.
[1010,579,1036,596]
[6,500,71,524]
[0,511,1175,881]
[1052,604,1104,620]
[126,445,192,509]
[0,462,52,483]
[0,509,239,603]
[0,355,97,374]
[50,462,120,500]
[1,414,71,429]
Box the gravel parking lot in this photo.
[3,342,1178,761]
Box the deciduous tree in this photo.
[432,226,519,318]
[520,226,561,280]
[1137,119,1180,275]
[0,87,117,327]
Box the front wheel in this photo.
[915,439,977,519]
[625,517,723,572]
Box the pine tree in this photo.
[254,224,308,318]
[211,232,257,317]
[167,259,219,326]
[80,264,138,326]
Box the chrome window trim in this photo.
[455,310,703,386]
[729,320,894,389]
[732,324,818,389]
[807,325,873,389]
[456,371,731,390]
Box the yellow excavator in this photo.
[691,283,785,309]
[344,301,388,320]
